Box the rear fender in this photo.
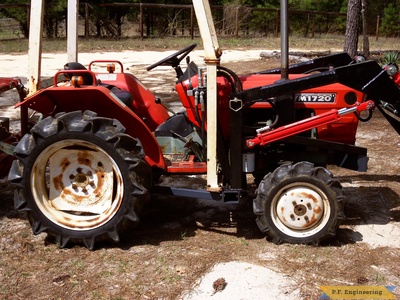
[16,85,165,170]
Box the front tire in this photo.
[253,161,345,245]
[8,111,151,250]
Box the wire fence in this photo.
[0,17,25,40]
[0,3,350,41]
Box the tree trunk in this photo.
[361,0,370,59]
[344,0,361,58]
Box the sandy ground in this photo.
[0,49,267,78]
[1,48,399,299]
[181,261,300,299]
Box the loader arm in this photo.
[235,60,400,133]
[255,52,354,75]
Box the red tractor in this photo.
[2,0,400,250]
[1,43,400,250]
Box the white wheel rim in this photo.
[271,182,331,238]
[31,139,124,231]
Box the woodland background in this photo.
[0,0,399,42]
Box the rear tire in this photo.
[8,111,151,250]
[253,161,345,245]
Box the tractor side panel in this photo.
[16,86,166,169]
[240,74,365,145]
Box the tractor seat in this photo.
[99,83,133,107]
[64,62,134,107]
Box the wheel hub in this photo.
[72,172,90,188]
[49,149,114,214]
[276,186,324,230]
[294,204,307,216]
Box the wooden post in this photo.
[190,6,194,39]
[235,6,239,38]
[376,15,380,41]
[312,13,315,38]
[67,0,79,62]
[26,5,30,34]
[140,3,143,39]
[192,0,221,192]
[27,0,44,95]
[85,2,89,38]
[305,13,310,37]
[181,9,184,36]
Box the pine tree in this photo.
[344,0,361,58]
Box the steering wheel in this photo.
[146,43,197,71]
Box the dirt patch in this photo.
[0,51,399,299]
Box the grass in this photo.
[0,34,399,54]
[381,51,400,65]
